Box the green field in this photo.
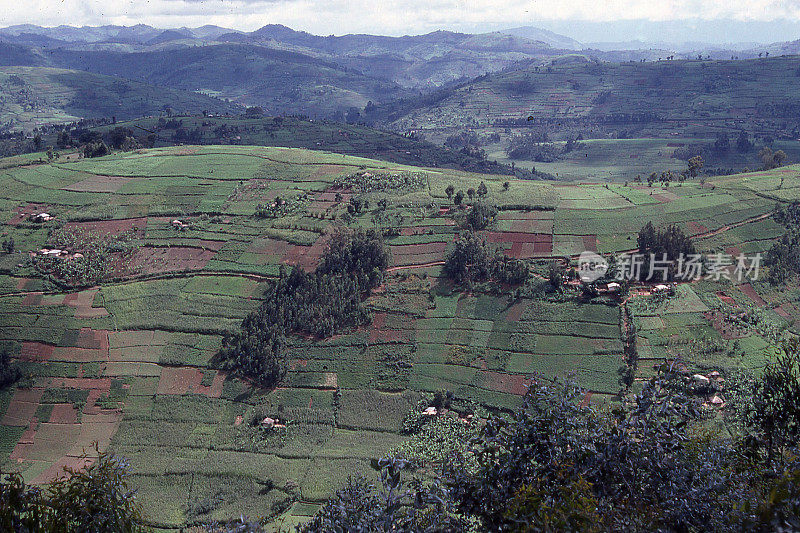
[0,145,795,528]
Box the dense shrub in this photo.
[308,341,800,532]
[0,349,20,389]
[635,222,697,281]
[298,458,464,532]
[0,448,144,532]
[443,232,492,284]
[767,203,800,284]
[444,231,529,286]
[465,201,497,230]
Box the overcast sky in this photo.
[4,0,800,40]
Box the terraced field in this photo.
[0,145,798,528]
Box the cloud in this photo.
[6,0,800,36]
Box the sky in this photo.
[3,0,800,42]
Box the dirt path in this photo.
[386,261,445,272]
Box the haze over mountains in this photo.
[0,21,799,132]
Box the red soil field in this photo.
[156,367,225,397]
[506,301,529,322]
[507,235,554,258]
[2,374,123,481]
[21,293,63,306]
[368,313,410,343]
[775,305,792,319]
[716,291,738,306]
[33,456,95,485]
[1,388,44,426]
[64,289,109,318]
[739,283,767,306]
[474,371,532,396]
[126,245,217,275]
[64,217,146,236]
[6,203,50,226]
[311,164,348,178]
[247,237,294,256]
[725,246,743,258]
[49,403,79,424]
[18,342,55,362]
[284,234,331,271]
[485,231,551,244]
[704,310,747,340]
[686,221,710,235]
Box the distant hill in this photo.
[0,66,240,131]
[385,55,800,140]
[499,26,582,50]
[37,44,407,118]
[0,24,566,93]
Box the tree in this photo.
[687,155,704,178]
[492,255,529,285]
[445,185,455,201]
[443,232,491,284]
[477,181,488,198]
[467,188,476,200]
[760,147,788,170]
[32,134,42,151]
[1,237,14,254]
[83,142,109,159]
[713,132,730,154]
[446,368,748,532]
[737,131,753,153]
[56,131,71,149]
[548,261,564,290]
[502,181,510,191]
[745,339,800,467]
[0,447,144,531]
[108,127,134,149]
[218,230,388,387]
[636,222,696,281]
[453,190,464,206]
[300,458,464,531]
[466,202,497,230]
[245,106,264,117]
[0,348,19,389]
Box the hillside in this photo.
[89,115,528,176]
[0,145,797,526]
[0,66,240,131]
[41,44,407,118]
[388,55,800,138]
[378,54,800,179]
